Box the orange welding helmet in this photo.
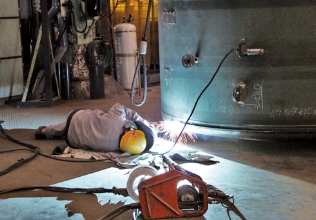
[120,130,146,155]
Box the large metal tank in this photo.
[114,23,138,90]
[158,1,316,140]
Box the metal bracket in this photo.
[237,38,264,57]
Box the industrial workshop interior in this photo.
[1,0,316,219]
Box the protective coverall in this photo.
[44,103,147,152]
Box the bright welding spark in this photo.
[152,121,197,145]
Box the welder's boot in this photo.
[35,126,47,139]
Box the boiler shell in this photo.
[158,0,316,139]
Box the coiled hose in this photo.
[85,39,113,68]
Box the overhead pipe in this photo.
[48,0,60,21]
[55,12,68,62]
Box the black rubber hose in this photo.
[0,124,39,177]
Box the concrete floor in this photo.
[0,85,316,220]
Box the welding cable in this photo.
[0,124,125,177]
[0,184,138,220]
[0,124,40,177]
[222,198,247,220]
[207,183,246,220]
[0,185,128,196]
[130,0,153,106]
[98,203,140,220]
[159,48,238,155]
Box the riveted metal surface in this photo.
[158,0,316,138]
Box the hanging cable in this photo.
[70,0,88,33]
[159,48,238,155]
[130,0,153,106]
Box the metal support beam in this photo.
[17,0,61,108]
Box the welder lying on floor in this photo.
[34,103,157,155]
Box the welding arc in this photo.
[160,48,238,155]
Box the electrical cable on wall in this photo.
[70,0,88,33]
[130,0,153,107]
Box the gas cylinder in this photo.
[114,23,138,90]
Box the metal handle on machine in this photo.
[162,154,203,180]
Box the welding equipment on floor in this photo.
[98,154,246,220]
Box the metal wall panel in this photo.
[0,58,23,98]
[0,19,21,58]
[0,0,19,17]
[0,0,23,99]
[158,0,316,139]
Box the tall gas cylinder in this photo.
[114,23,138,90]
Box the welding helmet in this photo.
[120,130,146,155]
[134,120,157,151]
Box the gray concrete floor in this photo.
[0,85,316,220]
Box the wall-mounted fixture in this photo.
[182,54,199,68]
[232,83,246,105]
[237,38,264,57]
